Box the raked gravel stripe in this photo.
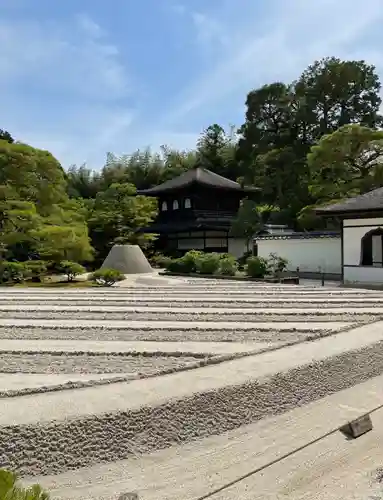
[1,322,383,427]
[5,328,383,476]
[0,311,375,323]
[0,284,383,297]
[0,373,125,392]
[0,318,352,331]
[3,297,383,306]
[0,326,346,344]
[1,304,382,314]
[0,339,273,355]
[25,374,383,500]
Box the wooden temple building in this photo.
[137,167,258,256]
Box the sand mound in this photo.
[101,245,152,274]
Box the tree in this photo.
[88,183,157,263]
[0,141,68,213]
[0,129,14,143]
[230,200,279,250]
[57,260,86,281]
[0,196,42,261]
[307,124,383,203]
[294,57,383,139]
[236,57,383,225]
[66,164,102,199]
[197,124,227,175]
[32,224,94,263]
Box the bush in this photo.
[57,261,86,282]
[0,261,30,284]
[24,260,48,282]
[218,255,238,276]
[150,254,172,269]
[237,250,252,270]
[246,256,268,278]
[180,250,203,273]
[165,250,203,274]
[91,268,125,286]
[0,468,49,499]
[267,252,288,277]
[196,253,221,275]
[165,258,183,273]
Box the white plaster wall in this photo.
[343,218,383,227]
[256,238,341,274]
[343,217,383,266]
[344,266,383,284]
[228,239,248,258]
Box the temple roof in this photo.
[136,167,258,195]
[316,187,383,215]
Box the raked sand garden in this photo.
[2,276,383,499]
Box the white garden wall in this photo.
[256,236,341,275]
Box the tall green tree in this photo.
[0,129,14,143]
[237,57,383,224]
[66,164,102,199]
[0,140,68,213]
[88,183,157,264]
[308,124,383,203]
[294,57,383,140]
[230,200,279,250]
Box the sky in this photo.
[1,0,383,170]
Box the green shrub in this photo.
[180,250,203,273]
[165,250,203,274]
[165,258,183,273]
[237,250,252,270]
[196,253,221,275]
[246,256,268,278]
[0,468,49,499]
[218,255,238,276]
[150,254,172,269]
[0,261,30,284]
[57,261,86,282]
[24,260,48,282]
[267,253,288,277]
[91,268,125,286]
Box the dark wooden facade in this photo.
[137,167,258,255]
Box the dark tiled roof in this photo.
[316,187,383,215]
[255,231,341,241]
[137,167,258,195]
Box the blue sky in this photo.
[1,0,383,170]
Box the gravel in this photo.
[0,310,376,323]
[0,352,203,375]
[3,296,383,306]
[3,339,383,476]
[0,326,342,343]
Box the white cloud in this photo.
[191,12,230,53]
[0,13,133,168]
[159,0,383,128]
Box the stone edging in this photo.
[159,271,299,283]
